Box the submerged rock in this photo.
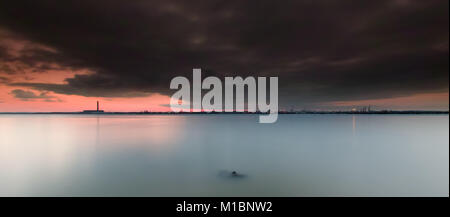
[218,170,246,179]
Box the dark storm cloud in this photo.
[0,0,448,106]
[11,73,152,97]
[0,29,86,75]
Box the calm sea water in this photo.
[0,114,448,196]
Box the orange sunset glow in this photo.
[0,80,172,113]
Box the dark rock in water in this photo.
[218,170,246,179]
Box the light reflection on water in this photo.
[0,114,448,196]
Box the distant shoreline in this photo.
[0,111,448,115]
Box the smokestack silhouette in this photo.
[97,101,99,112]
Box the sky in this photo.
[0,0,448,112]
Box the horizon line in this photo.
[0,110,448,115]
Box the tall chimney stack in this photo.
[97,101,99,111]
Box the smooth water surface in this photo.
[0,114,448,196]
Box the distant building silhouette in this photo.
[351,105,373,113]
[82,101,104,113]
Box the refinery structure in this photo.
[82,101,104,113]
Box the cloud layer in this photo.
[0,0,448,108]
[10,89,59,102]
